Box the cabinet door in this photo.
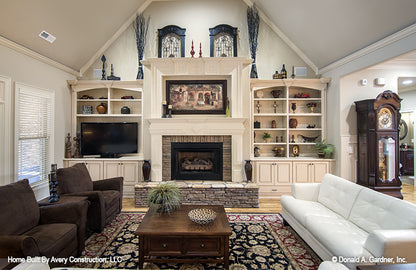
[275,162,292,185]
[119,161,139,184]
[255,162,275,186]
[311,162,329,182]
[85,161,103,181]
[104,161,121,178]
[292,162,311,183]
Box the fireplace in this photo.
[171,142,223,180]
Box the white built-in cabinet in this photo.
[250,79,334,198]
[64,80,145,198]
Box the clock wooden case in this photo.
[355,90,403,199]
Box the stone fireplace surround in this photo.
[135,57,259,207]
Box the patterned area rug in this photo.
[75,213,321,270]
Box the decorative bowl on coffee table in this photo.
[188,208,217,225]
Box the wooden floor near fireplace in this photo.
[123,183,416,213]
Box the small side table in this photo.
[38,195,88,207]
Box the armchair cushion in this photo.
[57,163,93,193]
[0,179,39,235]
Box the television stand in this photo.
[100,153,120,158]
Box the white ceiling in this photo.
[0,0,415,73]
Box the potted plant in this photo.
[147,182,181,213]
[263,132,271,143]
[314,139,334,158]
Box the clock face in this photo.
[378,107,393,130]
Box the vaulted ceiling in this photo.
[0,0,415,74]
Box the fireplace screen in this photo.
[171,142,223,180]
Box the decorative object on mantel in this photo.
[247,4,259,78]
[142,160,151,181]
[48,164,59,203]
[107,64,120,80]
[209,24,238,57]
[244,160,253,182]
[190,40,195,57]
[162,101,167,118]
[157,25,186,58]
[121,106,130,114]
[133,13,150,80]
[314,139,334,158]
[73,133,82,158]
[168,105,172,118]
[101,55,106,80]
[65,133,72,158]
[96,103,107,114]
[291,102,297,113]
[291,66,295,79]
[199,42,202,58]
[147,182,181,214]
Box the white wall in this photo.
[323,31,416,180]
[82,0,316,80]
[0,44,76,198]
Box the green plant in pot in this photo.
[147,182,181,213]
[263,132,271,143]
[314,139,334,158]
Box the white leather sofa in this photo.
[281,174,416,269]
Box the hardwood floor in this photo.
[122,183,416,213]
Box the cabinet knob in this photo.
[162,243,167,248]
[200,243,205,248]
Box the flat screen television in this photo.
[80,122,138,158]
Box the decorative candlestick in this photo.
[168,105,173,118]
[199,43,202,58]
[101,55,106,80]
[162,101,167,118]
[273,101,278,113]
[190,41,195,57]
[256,100,261,113]
[291,65,295,79]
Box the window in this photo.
[15,83,54,184]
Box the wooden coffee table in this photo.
[136,205,232,269]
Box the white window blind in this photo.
[16,84,54,184]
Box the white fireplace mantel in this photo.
[142,57,252,182]
[148,118,248,182]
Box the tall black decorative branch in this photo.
[133,13,150,80]
[247,4,260,78]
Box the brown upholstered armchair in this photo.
[0,179,88,260]
[56,163,123,232]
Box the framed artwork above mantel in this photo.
[166,80,227,115]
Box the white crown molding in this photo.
[241,0,318,74]
[319,23,416,74]
[79,0,153,76]
[0,36,79,76]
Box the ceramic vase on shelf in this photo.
[244,160,253,182]
[142,160,151,182]
[291,102,297,113]
[289,118,298,128]
[96,103,107,114]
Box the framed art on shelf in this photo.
[166,80,227,115]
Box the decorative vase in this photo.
[271,90,281,98]
[142,160,151,182]
[264,138,270,143]
[96,103,107,114]
[254,147,260,157]
[244,160,253,182]
[289,118,298,128]
[291,102,297,113]
[271,120,276,128]
[318,152,325,158]
[121,106,131,114]
[310,107,315,113]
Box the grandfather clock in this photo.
[355,90,403,199]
